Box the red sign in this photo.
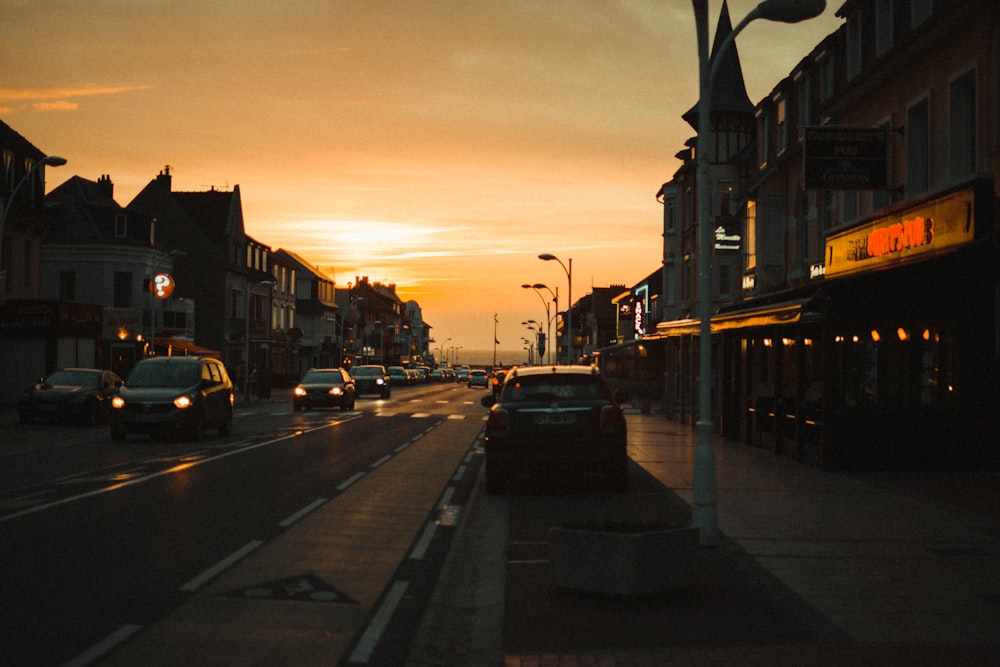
[152,273,175,300]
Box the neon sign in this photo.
[152,273,175,300]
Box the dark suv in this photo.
[351,365,391,398]
[480,365,628,494]
[111,357,234,441]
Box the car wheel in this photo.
[110,423,127,442]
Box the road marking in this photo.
[452,464,468,482]
[181,540,264,592]
[409,522,437,559]
[370,454,392,469]
[347,580,409,663]
[337,471,366,492]
[437,486,455,508]
[278,498,328,527]
[64,623,143,667]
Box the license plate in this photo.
[534,413,576,425]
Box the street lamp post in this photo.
[690,0,825,546]
[0,155,67,302]
[539,254,572,363]
[245,279,275,398]
[438,337,451,367]
[522,283,557,364]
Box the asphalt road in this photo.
[0,381,486,666]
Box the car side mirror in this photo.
[480,394,496,408]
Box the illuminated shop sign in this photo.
[825,186,975,278]
[714,216,742,254]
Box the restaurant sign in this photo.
[804,126,888,190]
[825,186,975,278]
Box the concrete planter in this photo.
[548,523,699,597]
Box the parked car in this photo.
[406,369,419,385]
[18,368,123,425]
[479,365,628,494]
[351,365,391,398]
[110,356,234,441]
[293,368,356,411]
[467,369,489,388]
[387,366,409,387]
[431,369,444,381]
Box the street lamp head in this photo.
[756,0,825,23]
[538,253,557,261]
[531,283,548,290]
[41,155,68,168]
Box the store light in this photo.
[870,330,881,342]
[897,327,909,341]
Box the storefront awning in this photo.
[711,297,811,331]
[155,338,220,356]
[648,298,813,339]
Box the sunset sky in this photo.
[3,0,841,364]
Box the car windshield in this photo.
[352,367,382,377]
[503,375,608,401]
[302,370,343,384]
[45,370,99,387]
[127,362,200,388]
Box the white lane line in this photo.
[451,465,467,482]
[394,442,411,453]
[409,522,437,560]
[278,498,327,528]
[447,414,466,420]
[180,540,263,592]
[64,623,143,667]
[347,580,409,664]
[437,486,455,509]
[370,454,392,469]
[337,471,366,492]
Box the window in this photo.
[113,271,132,308]
[776,97,788,154]
[846,14,862,81]
[842,191,860,223]
[115,214,128,238]
[911,0,932,27]
[59,271,76,301]
[22,240,32,288]
[875,0,893,57]
[949,67,976,182]
[718,180,734,216]
[663,193,677,233]
[745,200,757,272]
[817,52,835,103]
[906,96,930,196]
[796,74,811,139]
[756,109,770,170]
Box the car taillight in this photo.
[600,405,625,431]
[487,408,510,433]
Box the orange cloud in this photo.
[0,85,152,102]
[33,100,79,112]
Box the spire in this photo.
[682,0,755,131]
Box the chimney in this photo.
[96,174,114,200]
[157,165,172,190]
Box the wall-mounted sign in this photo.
[714,216,742,254]
[152,273,175,300]
[825,186,975,278]
[804,126,888,190]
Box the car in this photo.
[479,365,629,494]
[406,369,419,385]
[387,366,409,387]
[455,367,470,383]
[441,368,456,382]
[110,356,234,441]
[351,364,391,398]
[416,365,433,383]
[431,369,444,381]
[18,368,123,425]
[293,368,356,411]
[490,369,508,397]
[467,369,489,388]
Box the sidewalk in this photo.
[485,409,1000,665]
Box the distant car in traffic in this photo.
[110,356,234,441]
[479,365,628,494]
[467,369,489,388]
[490,369,507,397]
[455,367,470,383]
[293,368,356,411]
[18,368,123,425]
[387,366,409,387]
[351,365,391,398]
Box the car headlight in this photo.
[329,387,344,396]
[294,386,307,397]
[173,395,193,409]
[111,396,125,409]
[376,378,385,385]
